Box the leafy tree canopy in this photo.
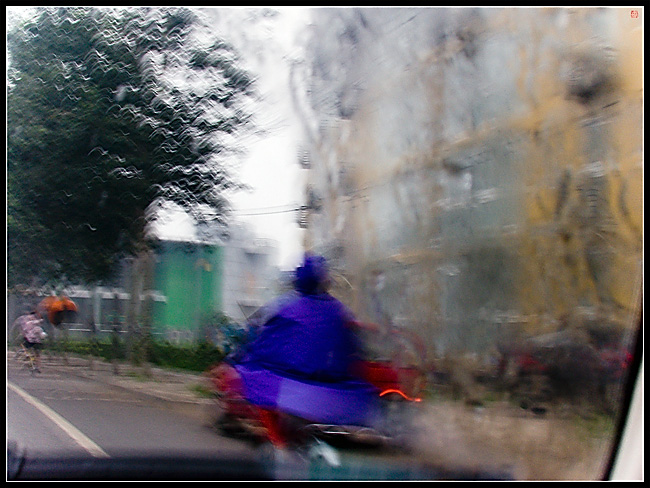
[7,7,256,287]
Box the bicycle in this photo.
[14,343,40,374]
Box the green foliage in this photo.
[7,7,256,287]
[53,337,225,372]
[200,310,232,329]
[49,338,125,362]
[199,310,247,355]
[149,340,225,372]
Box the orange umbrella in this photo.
[38,296,78,326]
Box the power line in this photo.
[232,205,302,216]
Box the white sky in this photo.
[155,7,312,270]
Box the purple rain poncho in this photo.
[233,255,380,426]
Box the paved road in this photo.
[7,354,513,480]
[7,357,257,461]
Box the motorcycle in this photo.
[205,338,426,451]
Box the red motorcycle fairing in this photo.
[206,359,424,448]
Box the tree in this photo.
[7,7,256,287]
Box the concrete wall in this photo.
[299,8,642,364]
[221,223,282,324]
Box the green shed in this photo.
[152,240,224,341]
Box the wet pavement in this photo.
[8,353,522,480]
[12,353,213,423]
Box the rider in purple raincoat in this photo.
[232,254,380,427]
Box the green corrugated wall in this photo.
[153,241,223,338]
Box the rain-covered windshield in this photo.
[7,7,643,481]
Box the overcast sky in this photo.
[142,7,311,270]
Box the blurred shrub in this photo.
[149,339,225,372]
[50,338,225,372]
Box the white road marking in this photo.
[8,382,110,458]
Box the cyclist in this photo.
[14,309,47,372]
